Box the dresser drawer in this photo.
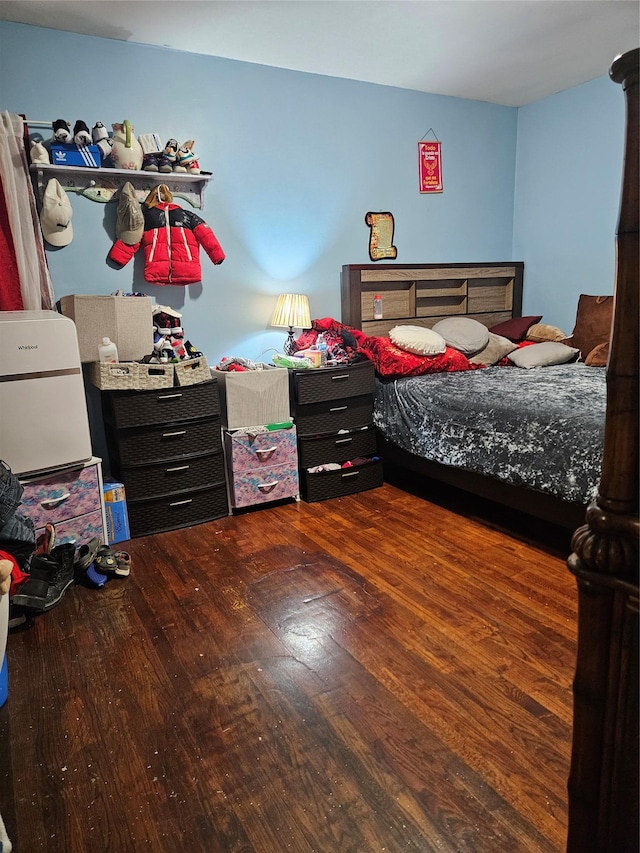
[118,452,226,501]
[291,361,375,406]
[294,396,373,437]
[20,463,102,530]
[107,380,220,429]
[301,459,383,502]
[127,483,229,537]
[37,509,106,549]
[298,426,377,468]
[112,418,222,466]
[229,464,299,508]
[224,426,297,473]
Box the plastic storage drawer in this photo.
[301,460,383,502]
[106,381,220,429]
[297,425,377,469]
[117,453,226,502]
[293,396,373,437]
[291,361,375,406]
[126,483,229,537]
[112,418,222,467]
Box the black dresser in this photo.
[101,379,228,537]
[289,360,383,501]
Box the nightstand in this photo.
[100,380,228,537]
[289,361,383,501]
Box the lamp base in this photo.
[283,327,296,355]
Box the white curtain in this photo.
[0,111,54,310]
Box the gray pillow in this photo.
[431,317,489,355]
[507,341,579,369]
[469,333,518,365]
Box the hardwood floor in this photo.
[0,482,577,852]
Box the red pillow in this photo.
[489,315,543,342]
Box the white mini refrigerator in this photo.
[0,310,93,476]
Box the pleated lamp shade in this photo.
[271,293,312,355]
[270,293,311,330]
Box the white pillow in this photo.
[389,325,447,356]
[431,317,490,355]
[507,342,580,369]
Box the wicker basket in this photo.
[174,356,210,386]
[89,361,174,391]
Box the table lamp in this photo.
[271,293,311,355]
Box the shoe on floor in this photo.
[11,542,76,612]
[74,537,101,577]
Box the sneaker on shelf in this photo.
[142,152,159,172]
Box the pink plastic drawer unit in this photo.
[20,462,101,529]
[229,469,300,508]
[224,426,299,509]
[19,458,107,548]
[225,426,298,472]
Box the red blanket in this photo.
[296,318,476,379]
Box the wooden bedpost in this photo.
[566,47,639,853]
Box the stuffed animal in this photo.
[92,122,113,161]
[73,120,92,146]
[52,118,71,143]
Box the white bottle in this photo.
[98,337,119,363]
[316,333,328,366]
[373,294,383,320]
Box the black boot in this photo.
[12,542,76,612]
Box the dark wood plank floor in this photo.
[0,481,577,852]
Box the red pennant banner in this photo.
[418,141,443,193]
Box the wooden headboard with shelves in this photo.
[340,262,523,336]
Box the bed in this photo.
[339,261,607,529]
[345,47,639,847]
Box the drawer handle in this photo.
[40,492,71,509]
[329,405,348,412]
[169,498,193,507]
[162,430,187,438]
[255,447,277,456]
[166,465,190,473]
[341,470,360,479]
[257,481,279,493]
[158,393,183,400]
[331,374,350,381]
[335,437,353,445]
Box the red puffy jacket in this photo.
[108,202,225,285]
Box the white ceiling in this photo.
[0,0,638,106]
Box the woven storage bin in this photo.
[174,356,210,386]
[90,361,174,391]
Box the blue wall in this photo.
[513,75,624,331]
[0,21,625,359]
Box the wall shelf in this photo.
[30,164,213,209]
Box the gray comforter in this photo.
[374,363,606,504]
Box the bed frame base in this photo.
[377,433,587,531]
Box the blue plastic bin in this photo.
[0,654,7,707]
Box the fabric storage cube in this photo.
[59,294,154,363]
[216,367,291,428]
